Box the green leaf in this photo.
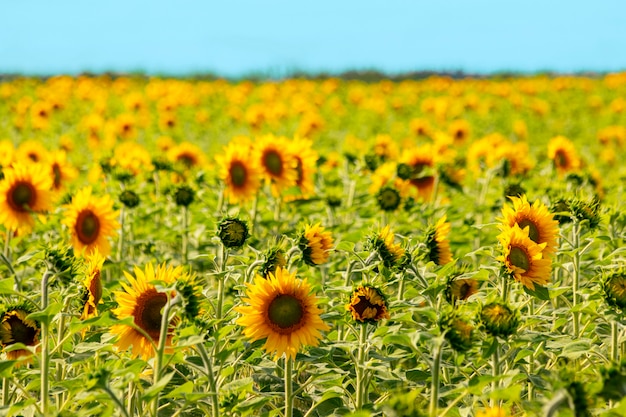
[523,284,550,300]
[489,384,522,401]
[0,278,16,296]
[0,360,16,378]
[163,381,193,399]
[141,372,174,402]
[406,370,430,382]
[26,302,62,325]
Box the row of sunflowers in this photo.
[1,73,626,417]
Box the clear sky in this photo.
[1,0,625,77]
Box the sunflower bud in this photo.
[176,277,203,326]
[480,302,519,338]
[119,190,140,208]
[603,271,626,311]
[377,186,402,212]
[569,196,601,230]
[439,313,474,352]
[396,163,413,180]
[174,185,195,207]
[368,225,405,270]
[347,285,390,324]
[503,182,525,199]
[261,246,287,279]
[550,197,573,225]
[218,217,249,249]
[297,223,334,266]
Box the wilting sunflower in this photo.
[254,135,298,194]
[347,285,390,323]
[236,267,329,360]
[0,161,53,234]
[215,141,262,203]
[498,224,552,290]
[0,305,40,360]
[425,216,453,265]
[547,136,581,176]
[500,195,559,256]
[298,223,334,266]
[62,187,120,257]
[80,249,105,320]
[110,263,184,359]
[369,225,405,269]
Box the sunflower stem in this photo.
[2,230,10,258]
[40,270,52,417]
[102,385,131,417]
[216,244,228,321]
[182,206,189,265]
[397,274,405,301]
[284,357,294,417]
[274,196,282,222]
[2,378,9,406]
[490,340,500,407]
[117,206,125,266]
[151,295,176,417]
[501,271,510,304]
[612,320,620,363]
[55,311,66,409]
[250,192,259,235]
[572,221,581,339]
[355,323,368,409]
[127,381,134,417]
[429,337,444,417]
[196,343,220,417]
[528,298,535,400]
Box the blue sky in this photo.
[1,0,625,77]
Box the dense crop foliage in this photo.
[1,73,626,416]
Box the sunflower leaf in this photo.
[523,284,551,300]
[141,372,174,402]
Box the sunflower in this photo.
[480,302,519,338]
[547,136,581,176]
[47,150,78,192]
[347,285,390,323]
[500,195,559,256]
[298,223,334,266]
[448,119,471,143]
[425,216,453,265]
[0,305,40,360]
[80,249,105,320]
[0,161,53,234]
[110,263,184,359]
[369,225,405,269]
[498,224,552,290]
[236,267,329,360]
[16,140,49,163]
[215,141,262,204]
[254,135,298,194]
[475,407,510,417]
[288,137,318,199]
[167,141,207,170]
[399,145,436,202]
[445,278,478,304]
[0,140,15,167]
[62,187,120,257]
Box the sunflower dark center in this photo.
[268,294,304,329]
[52,164,62,189]
[136,291,167,338]
[458,281,473,300]
[509,246,530,271]
[352,295,381,318]
[263,150,283,176]
[5,315,37,345]
[76,210,100,244]
[8,182,36,212]
[555,150,568,167]
[518,219,540,243]
[230,162,247,187]
[178,153,195,167]
[295,158,304,185]
[90,270,103,305]
[455,129,465,140]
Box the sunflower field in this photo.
[1,73,626,417]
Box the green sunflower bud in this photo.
[377,186,402,212]
[119,190,140,208]
[480,302,519,338]
[603,271,626,311]
[439,313,474,352]
[218,217,249,249]
[174,185,195,207]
